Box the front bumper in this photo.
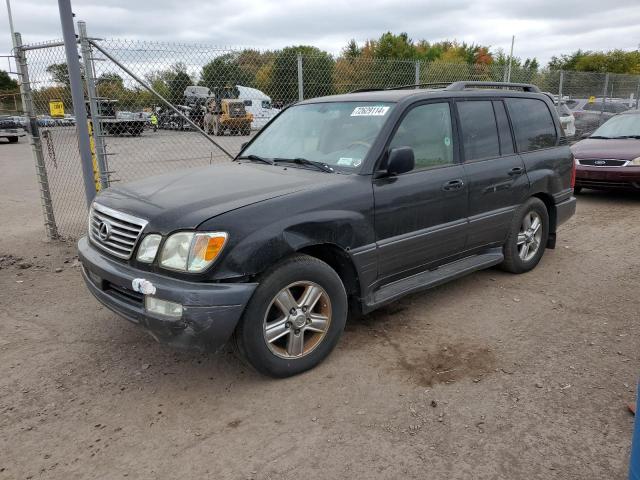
[576,165,640,190]
[78,236,257,351]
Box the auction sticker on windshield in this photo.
[351,106,390,116]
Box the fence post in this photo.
[635,76,640,110]
[599,73,609,125]
[414,61,420,87]
[14,33,59,239]
[297,53,304,101]
[78,21,109,190]
[58,0,96,207]
[558,70,564,101]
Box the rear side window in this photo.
[505,98,557,152]
[493,101,514,155]
[457,101,500,161]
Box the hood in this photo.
[96,162,337,232]
[571,138,640,161]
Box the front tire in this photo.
[234,254,348,378]
[501,197,549,274]
[8,136,18,143]
[573,186,582,195]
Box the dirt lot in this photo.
[1,138,638,479]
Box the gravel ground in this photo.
[0,138,638,479]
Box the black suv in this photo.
[78,81,576,377]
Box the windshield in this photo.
[241,102,395,170]
[591,114,640,138]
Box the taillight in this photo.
[570,155,577,188]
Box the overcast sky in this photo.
[1,0,639,66]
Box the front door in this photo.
[373,101,468,282]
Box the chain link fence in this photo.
[14,31,640,239]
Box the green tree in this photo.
[0,70,18,91]
[96,73,124,87]
[46,63,70,86]
[548,49,640,74]
[168,70,192,104]
[270,46,335,103]
[199,53,251,91]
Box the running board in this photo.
[366,248,504,310]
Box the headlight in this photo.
[159,231,227,272]
[629,157,640,166]
[136,234,162,263]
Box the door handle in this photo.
[508,167,524,176]
[442,179,464,191]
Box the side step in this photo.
[366,248,504,310]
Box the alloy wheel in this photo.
[262,281,332,359]
[517,211,543,262]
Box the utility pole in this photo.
[5,0,16,48]
[506,35,515,83]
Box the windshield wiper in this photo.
[588,135,612,139]
[611,135,640,139]
[236,154,274,165]
[274,157,334,173]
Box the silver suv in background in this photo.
[568,98,630,137]
[555,102,576,138]
[0,115,26,143]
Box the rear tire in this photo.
[234,254,348,378]
[501,197,549,274]
[573,186,582,195]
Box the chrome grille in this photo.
[89,203,148,259]
[578,159,628,167]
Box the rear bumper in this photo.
[78,236,257,352]
[556,196,576,228]
[576,165,640,190]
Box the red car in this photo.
[571,109,640,193]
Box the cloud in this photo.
[1,0,638,66]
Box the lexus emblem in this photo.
[97,221,111,241]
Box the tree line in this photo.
[5,32,640,115]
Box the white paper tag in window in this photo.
[351,106,390,117]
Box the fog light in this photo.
[145,297,183,318]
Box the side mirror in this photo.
[387,147,415,175]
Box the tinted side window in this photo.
[389,102,453,170]
[457,101,500,161]
[493,101,514,155]
[505,98,557,152]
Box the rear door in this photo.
[373,101,468,281]
[457,99,529,249]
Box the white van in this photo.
[236,85,281,130]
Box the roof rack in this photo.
[349,88,383,93]
[445,81,541,93]
[348,81,541,95]
[385,82,451,90]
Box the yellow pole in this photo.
[87,120,101,192]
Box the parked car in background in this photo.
[78,81,576,377]
[569,98,630,137]
[0,115,27,143]
[571,110,640,192]
[9,115,27,130]
[37,115,56,127]
[555,102,576,138]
